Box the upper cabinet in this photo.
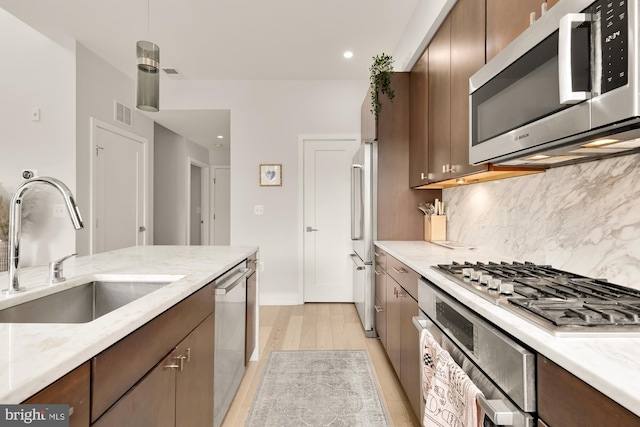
[409,49,429,188]
[425,0,486,183]
[362,74,441,240]
[487,0,551,61]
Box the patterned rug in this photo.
[245,350,389,426]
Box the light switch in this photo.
[254,205,264,215]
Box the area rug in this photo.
[245,350,390,426]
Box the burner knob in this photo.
[480,274,492,286]
[462,268,473,277]
[499,282,514,295]
[470,270,482,281]
[488,278,501,290]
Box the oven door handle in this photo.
[477,396,515,426]
[413,316,427,331]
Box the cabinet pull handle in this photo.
[165,363,180,369]
[392,267,407,274]
[69,406,74,417]
[374,305,384,313]
[185,348,191,363]
[176,355,187,371]
[374,270,383,276]
[374,252,382,257]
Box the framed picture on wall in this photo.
[259,164,282,186]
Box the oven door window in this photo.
[471,27,590,146]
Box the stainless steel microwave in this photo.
[469,0,640,167]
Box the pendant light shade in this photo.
[136,40,160,112]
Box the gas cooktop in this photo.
[435,261,640,336]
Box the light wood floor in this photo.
[221,303,420,426]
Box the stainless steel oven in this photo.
[470,0,640,167]
[414,278,536,427]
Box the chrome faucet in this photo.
[4,177,84,294]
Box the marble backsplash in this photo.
[443,152,640,290]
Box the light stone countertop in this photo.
[0,245,258,404]
[376,240,640,418]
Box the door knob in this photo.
[306,226,319,232]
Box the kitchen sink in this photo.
[0,277,178,324]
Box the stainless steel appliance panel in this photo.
[413,314,535,427]
[350,141,377,337]
[419,279,536,412]
[469,0,640,166]
[214,262,250,427]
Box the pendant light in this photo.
[136,0,159,112]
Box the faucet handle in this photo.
[49,253,77,284]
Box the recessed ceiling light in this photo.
[217,135,224,139]
[343,51,354,59]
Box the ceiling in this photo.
[0,0,421,148]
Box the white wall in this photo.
[154,124,187,245]
[209,148,230,166]
[75,42,155,255]
[443,153,640,290]
[162,80,367,304]
[0,9,76,267]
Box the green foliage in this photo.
[369,53,395,121]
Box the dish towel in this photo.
[421,328,484,427]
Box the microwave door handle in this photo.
[351,164,363,240]
[558,13,592,104]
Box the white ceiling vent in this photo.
[114,100,132,127]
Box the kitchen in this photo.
[1,0,640,426]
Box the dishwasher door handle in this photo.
[215,268,251,295]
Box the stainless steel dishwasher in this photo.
[214,261,251,427]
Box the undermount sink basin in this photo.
[0,277,177,324]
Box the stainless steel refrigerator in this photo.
[350,141,377,338]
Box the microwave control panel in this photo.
[596,0,628,93]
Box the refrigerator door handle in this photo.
[350,253,365,270]
[351,164,364,241]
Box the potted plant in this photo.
[0,184,10,272]
[369,53,395,121]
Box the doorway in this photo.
[212,166,231,245]
[91,119,148,254]
[187,157,210,245]
[299,135,358,303]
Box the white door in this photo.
[93,123,146,253]
[303,139,358,302]
[213,167,231,245]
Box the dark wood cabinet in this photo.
[245,253,257,365]
[92,353,177,427]
[176,314,215,427]
[374,264,387,350]
[409,49,429,188]
[375,246,421,420]
[449,0,486,178]
[537,355,640,427]
[427,0,487,183]
[25,363,91,427]
[362,73,441,240]
[399,289,420,419]
[486,0,542,61]
[93,314,215,427]
[428,15,452,183]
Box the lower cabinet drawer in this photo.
[387,255,419,300]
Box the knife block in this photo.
[424,215,447,242]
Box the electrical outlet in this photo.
[21,169,38,180]
[254,205,264,215]
[53,204,65,218]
